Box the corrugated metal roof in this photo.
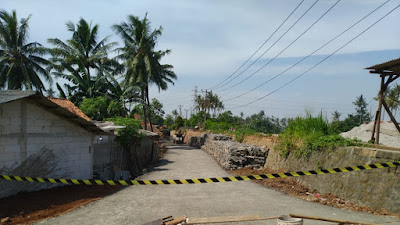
[0,90,37,104]
[0,90,108,135]
[365,57,400,73]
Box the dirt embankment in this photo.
[241,134,278,149]
[0,185,123,225]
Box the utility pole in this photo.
[192,86,198,114]
[184,109,189,120]
[177,105,183,117]
[201,89,208,129]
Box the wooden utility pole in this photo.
[201,89,208,129]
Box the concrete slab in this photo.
[37,144,400,225]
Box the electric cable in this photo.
[209,0,305,90]
[223,0,390,102]
[219,0,340,92]
[229,2,400,110]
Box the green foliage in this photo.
[164,114,174,126]
[330,114,361,133]
[187,111,209,128]
[175,116,184,127]
[170,115,184,130]
[0,10,51,92]
[246,111,285,134]
[131,98,165,125]
[48,18,122,105]
[353,94,371,124]
[80,96,125,121]
[276,112,362,158]
[235,131,246,143]
[109,117,142,147]
[194,92,224,118]
[206,120,230,132]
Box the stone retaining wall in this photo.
[201,134,268,170]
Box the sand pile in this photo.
[340,121,400,148]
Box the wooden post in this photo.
[375,76,385,144]
[370,111,379,143]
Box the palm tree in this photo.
[0,10,51,92]
[194,92,224,118]
[113,13,176,130]
[48,18,121,104]
[331,110,341,122]
[386,84,400,119]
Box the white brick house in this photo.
[0,91,107,198]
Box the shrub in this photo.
[276,112,362,158]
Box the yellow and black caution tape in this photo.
[0,161,398,186]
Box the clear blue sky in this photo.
[2,0,400,119]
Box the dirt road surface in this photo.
[37,144,400,225]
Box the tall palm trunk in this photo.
[141,87,147,130]
[146,85,154,132]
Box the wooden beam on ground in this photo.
[382,100,400,134]
[289,214,377,225]
[187,215,279,224]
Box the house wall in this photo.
[0,99,93,198]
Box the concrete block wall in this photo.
[266,146,400,214]
[0,100,22,168]
[0,99,93,198]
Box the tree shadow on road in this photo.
[167,145,199,151]
[147,159,174,172]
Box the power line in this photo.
[229,2,399,110]
[223,0,390,102]
[209,0,305,90]
[214,0,319,89]
[219,0,340,92]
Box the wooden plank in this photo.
[187,215,278,224]
[290,214,377,225]
[164,216,187,225]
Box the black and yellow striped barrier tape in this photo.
[0,161,398,186]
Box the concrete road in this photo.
[38,144,400,225]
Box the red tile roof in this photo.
[47,98,92,121]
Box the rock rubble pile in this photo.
[201,134,268,170]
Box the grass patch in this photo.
[276,112,362,158]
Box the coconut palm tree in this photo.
[0,10,51,92]
[48,18,121,104]
[113,13,176,130]
[386,84,400,119]
[331,110,341,122]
